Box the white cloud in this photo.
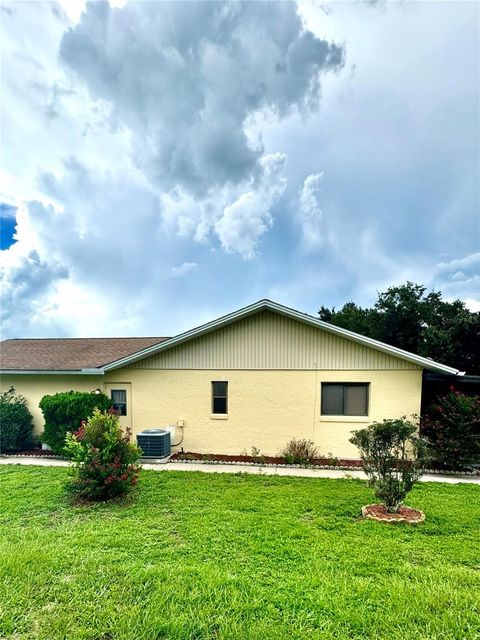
[464,299,480,313]
[0,244,69,338]
[215,153,287,258]
[0,1,345,338]
[432,253,480,304]
[59,2,343,196]
[170,262,198,278]
[1,0,477,340]
[298,172,324,249]
[215,192,272,260]
[1,1,133,203]
[158,152,287,258]
[0,159,167,337]
[250,1,479,313]
[57,0,85,24]
[435,253,480,279]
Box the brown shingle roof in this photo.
[0,337,169,371]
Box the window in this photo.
[321,383,369,416]
[212,381,228,414]
[111,389,127,416]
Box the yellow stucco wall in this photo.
[105,367,423,458]
[1,368,422,458]
[0,375,104,436]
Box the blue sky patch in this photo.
[0,203,17,250]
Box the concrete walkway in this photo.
[0,455,478,484]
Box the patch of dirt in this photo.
[361,504,425,524]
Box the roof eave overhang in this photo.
[102,299,463,376]
[0,368,105,375]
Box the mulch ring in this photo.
[362,504,425,524]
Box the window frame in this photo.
[321,382,369,417]
[110,388,127,416]
[211,381,228,415]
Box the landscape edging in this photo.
[170,457,478,476]
[0,453,478,477]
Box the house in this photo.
[0,299,463,458]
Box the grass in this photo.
[0,467,479,640]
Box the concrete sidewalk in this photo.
[1,455,478,484]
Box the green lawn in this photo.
[0,467,479,640]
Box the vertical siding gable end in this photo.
[127,311,420,371]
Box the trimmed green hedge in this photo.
[0,387,35,452]
[39,390,112,454]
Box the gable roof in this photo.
[0,337,169,372]
[104,299,462,376]
[0,300,463,376]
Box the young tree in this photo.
[350,418,429,513]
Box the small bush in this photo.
[0,387,34,452]
[350,417,429,513]
[282,438,319,464]
[39,390,112,454]
[64,408,141,501]
[250,446,266,464]
[421,391,480,470]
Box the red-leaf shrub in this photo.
[421,391,480,470]
[64,408,141,501]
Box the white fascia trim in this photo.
[0,369,105,375]
[103,299,462,376]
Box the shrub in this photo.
[64,408,141,501]
[350,417,429,513]
[282,438,319,464]
[421,391,480,470]
[0,387,35,452]
[39,390,112,454]
[250,446,266,464]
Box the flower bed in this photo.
[170,452,478,475]
[171,451,363,468]
[2,449,478,476]
[0,448,57,457]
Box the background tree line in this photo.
[319,282,480,374]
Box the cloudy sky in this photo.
[1,0,479,339]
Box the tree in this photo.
[319,302,376,337]
[350,418,429,513]
[319,282,480,373]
